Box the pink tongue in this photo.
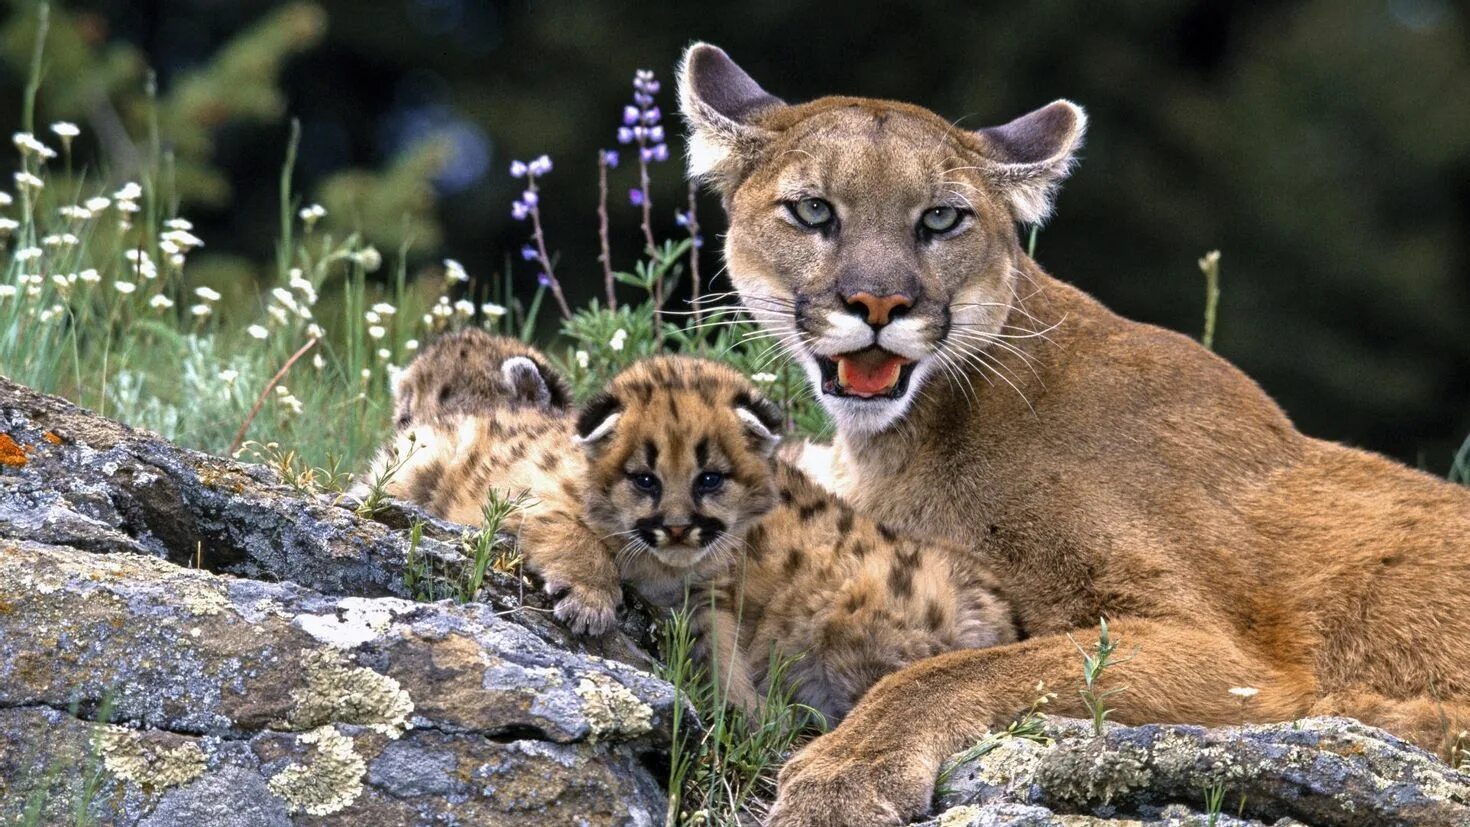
[837,354,907,397]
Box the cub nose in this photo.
[664,524,691,543]
[844,292,913,328]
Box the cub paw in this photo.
[549,583,620,636]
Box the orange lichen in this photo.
[41,431,63,445]
[0,434,27,468]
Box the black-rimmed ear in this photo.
[976,100,1087,225]
[493,355,561,411]
[575,392,624,451]
[530,355,574,411]
[734,392,782,456]
[677,42,785,190]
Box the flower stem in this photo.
[230,337,318,456]
[686,180,702,330]
[527,175,572,321]
[597,154,616,310]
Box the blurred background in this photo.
[1,0,1466,471]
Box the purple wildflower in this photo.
[617,127,635,145]
[511,201,530,220]
[674,210,690,227]
[628,188,645,206]
[509,160,528,178]
[528,155,552,176]
[537,272,553,288]
[623,105,640,125]
[601,149,620,168]
[520,244,538,261]
[521,189,539,207]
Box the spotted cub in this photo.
[575,356,1016,721]
[359,329,623,635]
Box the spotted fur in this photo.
[576,356,1016,721]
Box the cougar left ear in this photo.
[501,357,566,410]
[975,100,1087,225]
[734,392,782,456]
[678,42,785,191]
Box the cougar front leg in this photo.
[517,509,623,636]
[766,619,1316,827]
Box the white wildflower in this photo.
[377,347,391,360]
[364,310,381,325]
[246,324,269,340]
[360,368,372,381]
[12,132,54,158]
[0,191,11,206]
[114,182,143,201]
[194,286,221,302]
[13,171,43,191]
[0,218,17,235]
[453,299,475,318]
[115,199,140,213]
[14,246,41,262]
[609,328,628,352]
[279,394,304,415]
[149,294,174,310]
[164,217,193,231]
[751,372,779,383]
[371,302,396,315]
[443,258,469,282]
[312,353,326,370]
[575,350,589,369]
[219,369,239,385]
[42,233,78,248]
[481,302,506,318]
[190,303,212,318]
[38,304,63,323]
[354,247,382,272]
[271,287,299,311]
[49,122,79,140]
[78,268,100,284]
[421,313,433,327]
[367,325,386,340]
[431,302,453,319]
[114,281,137,295]
[0,285,15,299]
[169,253,185,269]
[306,323,324,339]
[50,274,70,291]
[58,205,92,220]
[298,203,326,226]
[84,196,110,212]
[160,229,204,250]
[404,338,419,351]
[266,305,289,325]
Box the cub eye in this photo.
[920,206,962,234]
[628,473,661,494]
[789,198,834,229]
[694,471,725,494]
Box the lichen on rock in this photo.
[575,672,654,743]
[96,724,207,791]
[285,648,414,738]
[265,724,366,816]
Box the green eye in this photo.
[790,198,834,228]
[920,206,962,234]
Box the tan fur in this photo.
[576,356,1016,721]
[677,44,1470,826]
[360,330,621,635]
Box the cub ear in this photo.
[677,42,785,190]
[975,100,1087,225]
[734,392,783,456]
[574,392,624,451]
[501,356,571,410]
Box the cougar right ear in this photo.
[678,42,785,190]
[575,393,624,451]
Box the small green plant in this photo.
[1451,729,1468,771]
[401,520,439,602]
[1450,433,1470,486]
[1068,617,1138,737]
[1198,249,1222,351]
[658,596,818,826]
[936,681,1056,793]
[456,489,529,603]
[353,434,417,519]
[1203,781,1226,826]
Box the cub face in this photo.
[678,44,1085,434]
[391,328,572,428]
[575,356,782,574]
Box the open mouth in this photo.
[816,347,916,400]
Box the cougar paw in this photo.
[549,582,620,636]
[765,737,929,827]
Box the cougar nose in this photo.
[844,292,913,328]
[664,524,690,543]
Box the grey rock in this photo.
[931,717,1470,826]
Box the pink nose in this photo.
[665,525,690,543]
[844,292,913,327]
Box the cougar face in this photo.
[678,44,1085,434]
